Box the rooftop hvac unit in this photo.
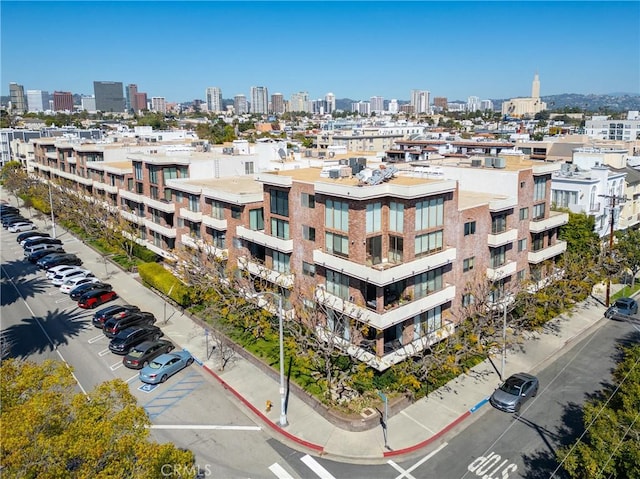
[493,157,506,169]
[471,159,482,168]
[561,163,572,174]
[484,157,494,168]
[222,147,233,154]
[339,166,351,177]
[329,169,340,179]
[339,158,349,165]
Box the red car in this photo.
[78,289,118,309]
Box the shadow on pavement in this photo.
[1,261,50,307]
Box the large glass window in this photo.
[366,236,382,265]
[149,166,158,185]
[491,214,507,234]
[272,251,290,273]
[413,306,442,339]
[533,203,545,220]
[211,201,224,220]
[249,208,264,230]
[415,267,443,298]
[389,201,404,233]
[415,197,444,231]
[532,233,544,252]
[163,167,178,182]
[534,177,547,201]
[366,202,382,233]
[552,190,578,208]
[326,270,349,300]
[210,229,225,249]
[134,162,143,181]
[301,193,315,208]
[271,218,289,239]
[415,230,443,257]
[490,245,507,268]
[325,199,349,232]
[270,189,289,217]
[389,235,403,263]
[519,207,529,220]
[326,232,349,257]
[188,194,200,212]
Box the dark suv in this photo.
[92,304,141,328]
[37,253,81,270]
[108,326,164,355]
[103,312,156,338]
[22,237,63,249]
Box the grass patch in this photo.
[612,282,640,301]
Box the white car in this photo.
[60,276,99,294]
[51,268,93,286]
[46,264,81,280]
[9,222,36,233]
[20,235,47,246]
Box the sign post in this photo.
[377,391,389,449]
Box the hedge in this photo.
[137,262,191,307]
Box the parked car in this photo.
[46,264,82,280]
[16,231,49,243]
[37,253,82,270]
[22,237,63,249]
[8,221,36,232]
[77,289,118,309]
[3,216,27,228]
[103,312,156,338]
[92,304,141,329]
[24,242,64,257]
[0,205,19,215]
[51,268,93,286]
[108,326,164,355]
[122,339,175,369]
[60,276,100,294]
[139,350,194,384]
[25,246,65,263]
[69,281,112,301]
[19,234,50,247]
[605,297,639,319]
[489,372,539,413]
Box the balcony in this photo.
[315,285,456,331]
[486,260,517,281]
[237,257,294,288]
[179,207,202,223]
[144,219,177,238]
[66,156,76,164]
[488,197,518,212]
[93,181,118,194]
[141,241,175,260]
[120,210,145,225]
[313,247,456,287]
[144,196,175,213]
[180,234,227,260]
[529,211,569,233]
[528,241,567,264]
[236,225,293,253]
[119,189,145,204]
[487,228,518,247]
[202,215,228,231]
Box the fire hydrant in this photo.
[265,400,272,412]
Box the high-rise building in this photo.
[388,99,398,114]
[126,84,138,113]
[53,91,74,112]
[325,93,336,114]
[411,90,430,115]
[206,87,223,113]
[234,94,248,115]
[93,81,125,113]
[151,97,167,113]
[270,93,285,115]
[9,83,27,113]
[26,90,49,112]
[370,96,385,113]
[250,86,269,114]
[134,93,148,113]
[81,96,96,112]
[532,72,540,98]
[467,96,480,113]
[480,100,494,111]
[289,91,309,113]
[351,101,370,115]
[433,97,448,111]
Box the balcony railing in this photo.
[179,207,202,223]
[529,211,569,233]
[144,219,177,238]
[486,260,517,281]
[487,228,518,247]
[237,257,294,288]
[236,225,293,253]
[144,196,175,213]
[202,215,228,231]
[528,241,567,264]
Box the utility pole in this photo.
[599,193,627,307]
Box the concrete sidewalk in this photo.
[2,191,616,463]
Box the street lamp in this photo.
[501,302,507,381]
[251,291,287,427]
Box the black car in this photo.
[69,281,112,301]
[2,216,27,228]
[17,231,50,243]
[22,237,63,249]
[92,304,141,328]
[122,339,175,369]
[0,205,19,215]
[103,312,156,338]
[108,326,164,355]
[37,253,82,270]
[26,247,66,263]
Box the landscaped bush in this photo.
[131,242,160,263]
[137,262,191,307]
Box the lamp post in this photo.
[501,302,507,381]
[252,291,287,427]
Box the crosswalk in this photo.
[269,455,336,479]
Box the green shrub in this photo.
[137,262,191,307]
[131,243,159,263]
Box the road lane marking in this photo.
[126,373,139,383]
[390,442,448,479]
[269,463,295,479]
[110,361,123,371]
[388,460,416,479]
[98,348,111,357]
[300,455,335,479]
[88,334,105,344]
[149,425,262,431]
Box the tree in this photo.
[0,358,197,478]
[614,228,640,288]
[556,344,640,479]
[1,161,28,205]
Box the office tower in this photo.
[151,97,166,113]
[53,91,74,112]
[467,96,480,113]
[81,96,96,112]
[206,87,223,113]
[270,93,285,115]
[234,94,248,115]
[532,73,540,98]
[410,89,430,114]
[388,99,398,114]
[370,96,385,113]
[433,97,448,110]
[325,92,336,114]
[289,91,309,113]
[250,86,269,114]
[93,81,125,112]
[9,82,27,113]
[26,90,49,112]
[351,101,370,115]
[126,84,138,113]
[480,99,494,111]
[134,93,148,113]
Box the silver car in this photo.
[489,372,539,413]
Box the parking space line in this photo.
[98,348,111,357]
[88,334,104,343]
[110,361,123,371]
[126,374,139,383]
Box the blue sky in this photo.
[2,1,639,103]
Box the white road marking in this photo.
[149,425,262,431]
[88,334,105,344]
[390,442,448,479]
[400,410,436,433]
[269,463,295,479]
[126,374,139,383]
[98,348,111,357]
[388,460,416,479]
[110,361,123,371]
[300,455,335,479]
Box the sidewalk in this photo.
[1,192,619,463]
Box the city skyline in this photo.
[2,1,639,104]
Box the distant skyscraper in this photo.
[370,96,385,113]
[433,97,448,111]
[480,99,494,111]
[134,93,148,112]
[206,87,223,113]
[234,94,248,115]
[81,96,96,112]
[250,86,269,114]
[467,96,480,113]
[351,101,370,115]
[325,92,336,114]
[151,97,166,113]
[270,93,285,115]
[289,91,309,113]
[410,90,430,114]
[531,73,540,98]
[9,82,27,113]
[93,81,125,113]
[388,99,398,114]
[126,84,138,113]
[26,90,49,112]
[53,91,74,112]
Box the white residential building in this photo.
[151,97,167,113]
[410,90,430,114]
[251,86,269,114]
[584,116,640,142]
[205,87,223,113]
[26,90,49,112]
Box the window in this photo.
[552,190,578,208]
[415,197,444,230]
[211,201,224,220]
[134,162,143,181]
[270,189,289,217]
[301,193,315,208]
[245,161,254,174]
[326,232,349,257]
[231,206,241,219]
[163,167,178,182]
[519,207,529,220]
[518,238,527,252]
[175,191,183,203]
[517,270,526,282]
[366,236,382,265]
[415,230,443,257]
[464,221,476,236]
[534,177,547,201]
[462,294,475,307]
[415,267,443,298]
[150,186,159,200]
[188,194,200,212]
[532,233,544,251]
[249,208,264,230]
[272,251,290,273]
[179,166,189,178]
[389,201,404,233]
[325,199,349,232]
[135,182,143,194]
[490,246,506,268]
[326,270,349,300]
[187,220,200,239]
[210,229,225,249]
[302,261,316,277]
[366,202,382,233]
[532,203,545,220]
[302,225,316,241]
[389,235,403,263]
[413,306,442,339]
[127,178,133,191]
[491,214,507,234]
[463,257,475,272]
[164,188,172,202]
[149,166,158,184]
[271,218,289,239]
